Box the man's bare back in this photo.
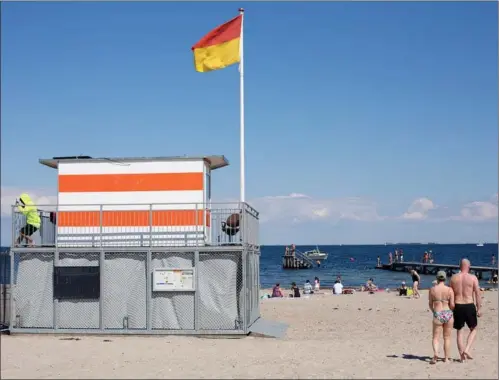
[450,272,480,306]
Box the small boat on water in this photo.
[476,243,484,247]
[302,246,328,261]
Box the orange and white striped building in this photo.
[40,155,229,247]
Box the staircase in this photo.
[282,250,315,269]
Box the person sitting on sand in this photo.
[290,282,301,298]
[428,271,455,364]
[410,269,421,299]
[489,271,498,284]
[366,278,377,292]
[399,281,408,296]
[314,277,320,291]
[272,283,284,298]
[333,279,344,295]
[303,280,314,295]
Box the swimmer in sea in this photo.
[428,271,455,364]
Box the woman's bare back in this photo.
[430,284,453,312]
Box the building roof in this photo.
[39,155,230,171]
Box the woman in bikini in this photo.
[410,269,421,299]
[428,271,455,364]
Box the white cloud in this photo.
[455,193,498,221]
[401,197,436,220]
[1,184,497,226]
[1,186,57,216]
[251,193,384,224]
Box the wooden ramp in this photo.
[248,318,288,339]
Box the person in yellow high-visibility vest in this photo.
[15,193,41,247]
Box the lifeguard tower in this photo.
[8,155,262,336]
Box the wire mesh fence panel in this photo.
[248,251,261,326]
[15,252,54,328]
[197,251,243,330]
[103,252,147,330]
[150,252,195,330]
[57,252,100,329]
[0,251,11,328]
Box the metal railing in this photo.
[294,249,316,268]
[11,202,259,249]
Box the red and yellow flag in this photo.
[191,15,242,73]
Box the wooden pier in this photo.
[375,262,498,280]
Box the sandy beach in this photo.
[1,289,497,379]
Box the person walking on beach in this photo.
[410,269,421,298]
[450,258,481,362]
[428,271,455,364]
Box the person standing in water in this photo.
[428,271,455,364]
[314,277,320,291]
[450,258,481,362]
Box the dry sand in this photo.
[1,289,497,379]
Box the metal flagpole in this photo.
[238,8,245,203]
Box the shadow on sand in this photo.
[387,354,432,362]
[387,354,462,364]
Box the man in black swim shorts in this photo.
[450,258,481,362]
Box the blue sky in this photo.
[1,1,497,244]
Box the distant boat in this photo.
[476,243,484,247]
[302,246,328,261]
